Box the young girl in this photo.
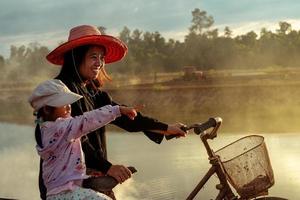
[28,79,137,200]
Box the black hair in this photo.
[34,109,44,148]
[55,45,91,83]
[55,45,107,85]
[34,106,56,147]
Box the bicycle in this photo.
[170,117,287,200]
[79,117,289,200]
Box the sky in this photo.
[1,0,300,58]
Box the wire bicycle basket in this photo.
[215,135,274,199]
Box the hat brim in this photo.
[46,35,128,65]
[45,92,83,109]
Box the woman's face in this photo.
[79,46,105,81]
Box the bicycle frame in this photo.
[186,118,238,200]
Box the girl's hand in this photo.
[119,106,137,120]
[107,165,132,183]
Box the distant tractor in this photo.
[182,66,205,81]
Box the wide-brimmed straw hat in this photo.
[46,25,128,65]
[28,79,83,111]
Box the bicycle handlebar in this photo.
[165,117,222,140]
[193,118,217,135]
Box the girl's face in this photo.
[79,46,105,81]
[50,104,72,120]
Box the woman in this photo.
[38,25,186,199]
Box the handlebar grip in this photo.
[128,166,137,174]
[194,118,217,135]
[82,166,137,192]
[165,126,188,140]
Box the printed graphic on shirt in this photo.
[75,157,85,171]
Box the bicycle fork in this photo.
[186,155,237,200]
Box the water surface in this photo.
[0,123,298,199]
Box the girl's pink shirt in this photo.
[36,105,121,195]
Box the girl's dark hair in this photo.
[34,106,55,147]
[34,109,44,148]
[55,45,110,87]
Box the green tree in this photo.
[97,26,107,34]
[260,27,273,39]
[236,31,257,47]
[9,45,26,62]
[119,26,131,44]
[6,43,55,81]
[276,21,291,35]
[224,26,232,38]
[184,8,215,69]
[6,8,300,80]
[129,28,144,65]
[207,28,219,39]
[189,8,214,35]
[162,39,185,72]
[0,55,4,69]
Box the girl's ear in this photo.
[41,106,55,121]
[42,107,47,115]
[42,106,51,115]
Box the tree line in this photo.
[1,8,300,82]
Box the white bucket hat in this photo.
[28,79,83,111]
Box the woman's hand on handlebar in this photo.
[166,123,187,138]
[149,123,187,138]
[107,164,132,183]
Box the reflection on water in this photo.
[0,123,39,200]
[0,123,299,200]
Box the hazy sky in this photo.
[1,0,300,58]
